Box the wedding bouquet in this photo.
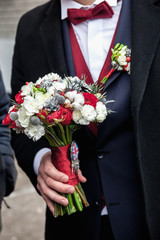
[3,73,112,217]
[3,42,131,217]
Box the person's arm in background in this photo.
[0,69,17,232]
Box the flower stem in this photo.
[76,184,89,207]
[67,194,76,214]
[73,189,83,212]
[65,125,71,144]
[101,68,115,85]
[57,123,67,145]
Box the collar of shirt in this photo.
[60,0,118,20]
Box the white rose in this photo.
[81,105,96,122]
[17,106,30,128]
[21,82,34,96]
[117,46,127,66]
[23,96,42,116]
[34,91,51,107]
[24,124,45,141]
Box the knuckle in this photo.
[46,177,53,187]
[43,187,49,196]
[44,165,51,174]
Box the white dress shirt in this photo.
[34,0,122,215]
[61,0,122,82]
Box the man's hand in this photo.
[37,152,87,215]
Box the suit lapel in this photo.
[40,0,68,77]
[131,0,160,117]
[62,19,76,76]
[103,0,131,92]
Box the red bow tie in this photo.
[67,1,114,25]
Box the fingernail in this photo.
[61,175,68,182]
[67,188,74,194]
[61,199,67,206]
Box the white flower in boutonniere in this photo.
[111,44,131,74]
[101,43,131,85]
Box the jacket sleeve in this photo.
[0,71,17,196]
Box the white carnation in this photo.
[21,82,34,96]
[72,110,89,125]
[81,105,96,122]
[72,110,82,124]
[96,102,108,123]
[24,124,45,141]
[78,118,90,125]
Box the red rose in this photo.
[2,114,12,125]
[47,107,72,125]
[83,92,98,108]
[15,91,24,104]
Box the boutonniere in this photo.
[101,43,131,85]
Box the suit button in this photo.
[97,152,104,159]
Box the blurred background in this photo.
[0,1,48,239]
[0,0,46,93]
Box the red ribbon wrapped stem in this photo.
[51,144,79,186]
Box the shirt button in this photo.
[97,152,104,159]
[95,201,99,206]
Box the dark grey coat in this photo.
[0,70,17,231]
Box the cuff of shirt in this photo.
[33,148,51,175]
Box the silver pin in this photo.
[70,141,80,174]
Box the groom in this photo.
[11,0,160,239]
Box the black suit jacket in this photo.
[11,0,160,239]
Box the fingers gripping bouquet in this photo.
[3,73,112,217]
